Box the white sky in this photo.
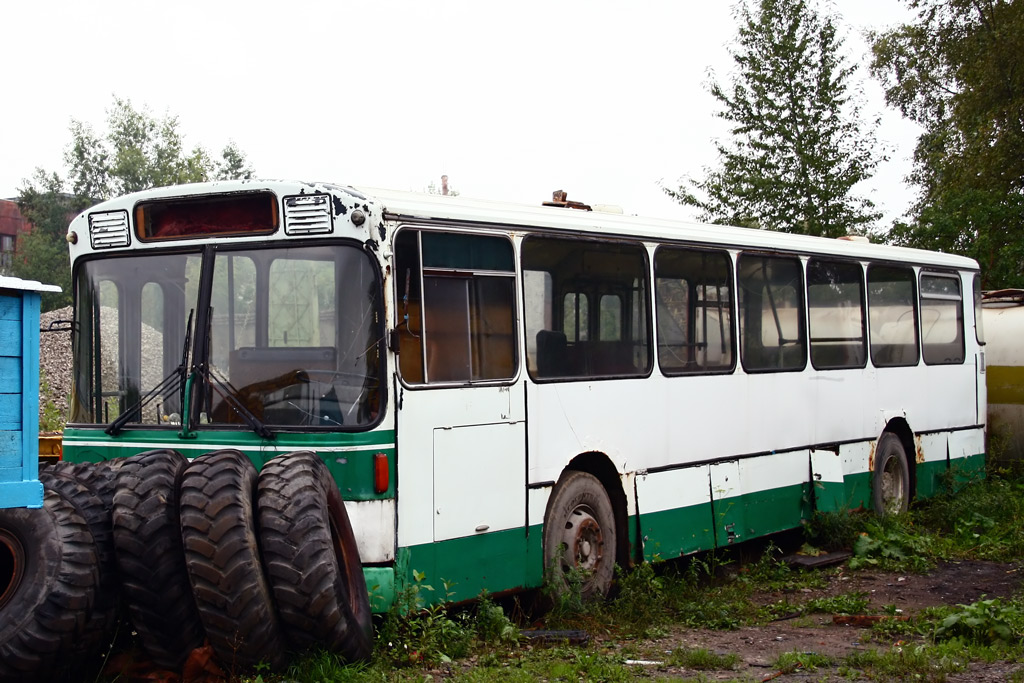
[1,1,920,226]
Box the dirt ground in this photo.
[618,560,1024,681]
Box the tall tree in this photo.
[13,97,255,310]
[871,0,1024,288]
[666,0,883,237]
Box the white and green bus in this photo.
[62,180,986,608]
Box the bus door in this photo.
[392,229,527,600]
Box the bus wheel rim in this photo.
[563,506,604,572]
[882,457,904,512]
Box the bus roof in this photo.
[71,179,979,272]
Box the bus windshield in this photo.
[70,243,384,431]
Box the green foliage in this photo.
[841,641,972,679]
[375,572,473,666]
[666,0,883,236]
[773,650,834,673]
[14,96,254,312]
[933,598,1024,645]
[871,0,1024,288]
[804,508,863,551]
[801,591,870,616]
[666,647,740,670]
[848,518,936,572]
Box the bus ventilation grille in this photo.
[284,194,334,235]
[88,210,131,249]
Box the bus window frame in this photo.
[393,225,520,390]
[521,233,653,383]
[806,257,868,371]
[653,244,737,377]
[918,269,966,366]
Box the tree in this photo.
[871,0,1024,288]
[665,0,884,237]
[13,97,255,310]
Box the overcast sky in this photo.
[1,1,920,226]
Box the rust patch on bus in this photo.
[868,441,875,472]
[915,435,926,464]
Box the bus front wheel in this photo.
[543,470,616,601]
[873,433,910,515]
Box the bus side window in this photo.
[654,247,734,374]
[920,272,964,365]
[738,253,806,372]
[395,229,517,384]
[522,236,650,380]
[807,259,866,370]
[868,265,919,367]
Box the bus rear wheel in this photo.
[874,433,910,515]
[543,470,616,601]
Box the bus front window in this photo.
[204,244,383,430]
[70,252,202,425]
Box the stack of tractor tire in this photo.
[0,449,372,682]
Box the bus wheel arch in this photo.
[874,422,915,515]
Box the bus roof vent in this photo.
[88,210,131,249]
[284,194,334,235]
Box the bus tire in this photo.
[112,449,204,671]
[180,449,288,671]
[543,470,617,600]
[38,471,119,668]
[0,490,99,683]
[873,433,910,515]
[257,450,372,662]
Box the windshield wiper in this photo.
[204,365,275,440]
[106,309,194,436]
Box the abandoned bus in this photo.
[61,180,986,609]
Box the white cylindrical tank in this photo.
[982,289,1024,461]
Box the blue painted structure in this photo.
[0,276,61,509]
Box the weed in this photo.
[801,591,870,616]
[667,647,740,670]
[772,650,834,673]
[933,598,1024,645]
[374,571,472,666]
[607,562,667,635]
[805,508,862,551]
[848,519,935,572]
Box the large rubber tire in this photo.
[38,470,119,669]
[257,450,372,662]
[112,449,204,671]
[180,449,288,671]
[0,489,99,683]
[543,470,617,601]
[873,433,911,515]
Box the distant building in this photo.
[0,199,32,272]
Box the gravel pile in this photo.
[38,306,164,427]
[40,306,74,427]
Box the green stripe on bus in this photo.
[62,428,397,500]
[400,526,544,606]
[988,365,1024,405]
[639,502,716,561]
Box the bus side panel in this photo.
[635,466,715,561]
[710,450,810,546]
[840,441,873,510]
[915,432,949,499]
[949,427,986,485]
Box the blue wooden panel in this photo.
[0,394,22,422]
[0,295,21,322]
[0,430,21,462]
[0,320,21,356]
[0,480,44,508]
[0,357,21,393]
